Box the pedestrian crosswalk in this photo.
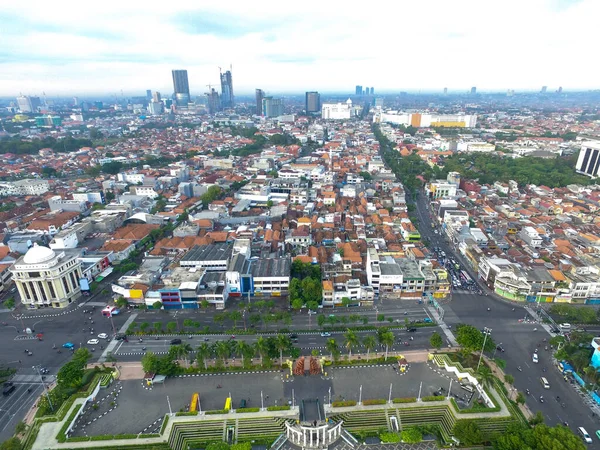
[452,289,480,295]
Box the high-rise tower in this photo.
[305,91,321,113]
[220,68,234,108]
[255,89,265,116]
[172,70,190,106]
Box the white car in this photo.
[87,338,99,345]
[532,353,539,363]
[97,333,108,339]
[559,323,571,330]
[320,332,331,337]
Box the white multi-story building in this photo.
[10,244,83,308]
[117,172,145,184]
[0,179,49,197]
[321,99,356,120]
[375,111,477,128]
[519,226,542,248]
[575,140,600,178]
[427,181,457,199]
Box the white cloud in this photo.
[0,0,597,96]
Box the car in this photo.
[407,327,417,332]
[596,430,600,441]
[289,334,298,340]
[559,323,571,330]
[532,353,539,363]
[423,318,433,323]
[170,338,182,345]
[62,342,74,349]
[320,332,331,337]
[87,339,99,345]
[578,427,592,444]
[97,333,108,339]
[114,333,127,341]
[2,383,15,396]
[496,345,505,353]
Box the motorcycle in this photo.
[526,389,530,395]
[518,366,522,372]
[216,384,222,389]
[540,396,544,403]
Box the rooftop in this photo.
[180,243,234,263]
[250,257,291,278]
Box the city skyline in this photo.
[0,0,598,96]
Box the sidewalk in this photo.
[427,306,458,347]
[483,355,532,420]
[97,313,137,363]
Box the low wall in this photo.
[65,380,101,437]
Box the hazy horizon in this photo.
[1,0,598,97]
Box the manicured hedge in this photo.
[331,400,357,407]
[393,397,417,403]
[159,414,169,434]
[175,411,198,416]
[421,395,445,402]
[56,405,82,443]
[266,405,291,411]
[205,409,229,415]
[362,399,387,405]
[236,407,260,413]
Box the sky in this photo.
[0,0,597,97]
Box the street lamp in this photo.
[33,365,53,411]
[476,327,492,372]
[492,342,502,359]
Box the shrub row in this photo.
[236,407,260,413]
[175,411,198,416]
[362,399,387,405]
[160,414,170,434]
[331,401,357,407]
[56,405,82,443]
[393,397,417,403]
[421,396,445,402]
[266,405,291,411]
[205,409,229,415]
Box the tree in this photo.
[291,298,303,310]
[343,329,360,358]
[326,338,339,361]
[57,349,89,389]
[516,392,525,405]
[166,322,177,333]
[493,423,585,450]
[317,314,326,328]
[214,341,231,364]
[275,334,290,366]
[14,421,27,435]
[115,297,128,308]
[153,322,162,333]
[429,332,443,349]
[504,374,514,385]
[141,351,159,373]
[196,343,212,370]
[453,420,483,446]
[3,298,14,309]
[0,437,22,450]
[236,340,252,367]
[477,365,494,387]
[379,331,395,360]
[183,319,194,330]
[455,324,494,353]
[255,337,268,364]
[140,322,150,333]
[301,278,322,304]
[306,300,319,311]
[363,335,377,361]
[152,301,163,310]
[178,343,193,367]
[530,411,545,426]
[229,310,242,329]
[400,428,422,443]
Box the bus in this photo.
[102,306,120,317]
[189,393,199,412]
[461,270,473,285]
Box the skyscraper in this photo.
[220,69,234,109]
[255,89,265,116]
[364,87,370,96]
[470,86,477,95]
[172,70,190,106]
[443,87,448,95]
[355,85,362,96]
[262,97,284,118]
[152,91,161,103]
[146,90,152,100]
[205,88,220,114]
[575,141,600,178]
[305,91,321,113]
[16,95,41,113]
[540,86,547,94]
[370,87,374,96]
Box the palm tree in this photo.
[196,343,212,370]
[363,335,377,361]
[326,338,339,361]
[214,341,231,364]
[343,329,360,358]
[275,334,290,366]
[255,337,268,364]
[477,365,494,387]
[236,340,251,367]
[584,366,598,384]
[180,343,193,368]
[379,331,395,360]
[229,310,242,329]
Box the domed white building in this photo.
[10,244,83,308]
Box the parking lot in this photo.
[71,362,465,438]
